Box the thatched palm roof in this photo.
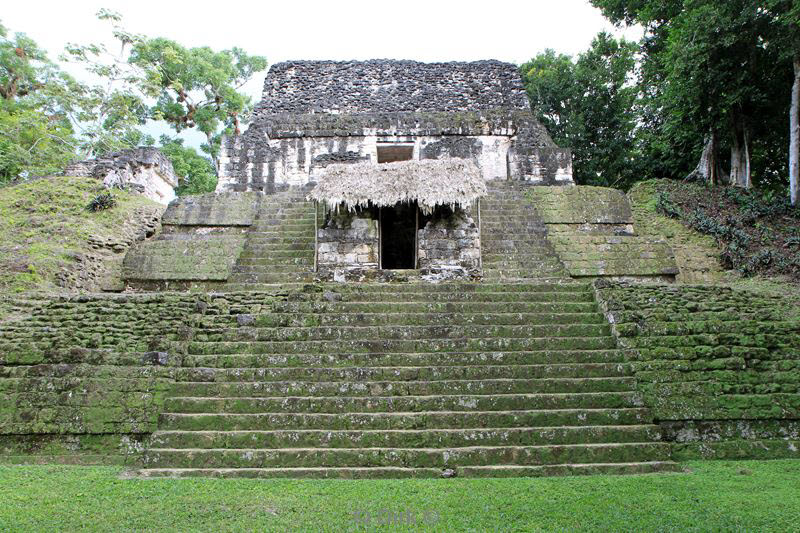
[309,159,486,213]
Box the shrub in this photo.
[87,191,116,212]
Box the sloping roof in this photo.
[309,159,486,213]
[257,60,530,116]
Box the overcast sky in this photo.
[3,0,642,148]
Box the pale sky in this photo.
[3,0,642,149]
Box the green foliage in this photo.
[59,15,152,158]
[0,176,160,293]
[654,182,800,278]
[520,33,639,188]
[87,191,116,212]
[158,136,217,195]
[0,102,76,183]
[591,0,796,193]
[0,22,52,101]
[128,37,267,169]
[0,22,79,183]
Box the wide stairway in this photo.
[481,181,568,280]
[138,282,678,478]
[228,188,317,286]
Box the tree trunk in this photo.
[206,131,220,175]
[687,130,727,185]
[730,112,751,188]
[791,56,800,206]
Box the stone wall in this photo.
[65,148,178,205]
[530,186,679,280]
[255,60,531,117]
[595,281,800,459]
[122,193,260,288]
[0,293,197,463]
[418,208,481,280]
[217,59,573,193]
[218,129,571,192]
[317,209,379,280]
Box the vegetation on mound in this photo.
[651,180,800,281]
[0,176,162,295]
[0,461,798,531]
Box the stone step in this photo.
[169,376,636,398]
[315,282,588,293]
[135,461,682,479]
[141,442,671,469]
[235,258,314,266]
[228,273,315,283]
[208,312,607,327]
[163,391,640,414]
[186,335,619,355]
[244,230,315,237]
[173,362,630,383]
[158,407,652,431]
[218,297,603,315]
[263,301,598,314]
[181,349,628,369]
[240,241,315,249]
[482,255,562,264]
[197,324,611,342]
[301,291,594,303]
[232,265,314,274]
[483,270,566,280]
[150,425,661,449]
[236,250,313,259]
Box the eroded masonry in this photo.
[2,60,798,477]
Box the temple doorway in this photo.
[380,202,418,269]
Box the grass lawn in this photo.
[1,461,799,531]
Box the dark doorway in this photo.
[380,202,418,269]
[377,145,414,163]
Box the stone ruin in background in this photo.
[64,147,178,205]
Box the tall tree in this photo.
[768,0,800,205]
[128,39,267,171]
[64,10,267,173]
[521,33,639,188]
[593,0,797,199]
[0,21,77,181]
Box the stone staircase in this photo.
[481,181,568,280]
[137,282,679,478]
[228,187,317,286]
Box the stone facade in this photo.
[418,208,481,280]
[217,60,573,193]
[317,209,380,279]
[65,147,178,205]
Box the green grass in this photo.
[0,176,161,295]
[1,461,799,531]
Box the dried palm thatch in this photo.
[309,158,486,213]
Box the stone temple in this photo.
[12,60,797,478]
[123,60,678,285]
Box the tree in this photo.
[592,0,797,201]
[60,10,151,158]
[128,38,267,172]
[767,0,800,205]
[521,33,639,188]
[158,135,217,195]
[0,21,77,182]
[0,102,76,182]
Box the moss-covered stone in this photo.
[595,281,800,458]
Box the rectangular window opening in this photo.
[377,145,414,164]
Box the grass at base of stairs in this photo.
[1,461,799,531]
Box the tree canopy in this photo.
[0,12,266,194]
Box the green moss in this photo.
[628,180,728,284]
[0,176,163,298]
